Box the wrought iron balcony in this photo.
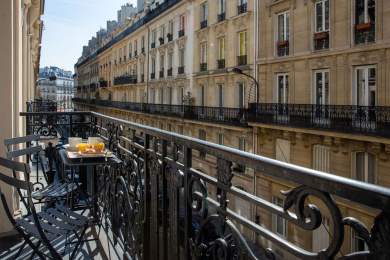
[167,67,173,77]
[217,59,225,69]
[277,40,289,56]
[72,99,390,138]
[237,55,247,66]
[217,12,226,22]
[99,79,108,88]
[134,50,138,57]
[178,66,185,75]
[167,33,173,42]
[151,42,156,49]
[178,29,185,38]
[200,63,208,72]
[113,74,137,85]
[159,70,164,78]
[141,47,145,54]
[159,37,165,45]
[237,3,248,15]
[140,74,145,83]
[355,22,375,44]
[200,20,208,29]
[314,31,329,51]
[16,110,390,260]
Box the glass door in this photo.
[355,66,376,128]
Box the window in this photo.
[272,197,287,237]
[313,70,329,105]
[351,230,369,252]
[276,73,289,104]
[315,0,329,33]
[179,48,185,67]
[313,145,330,172]
[168,87,173,105]
[355,0,375,44]
[179,15,186,34]
[238,82,246,109]
[354,66,376,106]
[218,0,226,14]
[141,36,145,50]
[199,130,207,158]
[201,2,208,22]
[238,137,246,152]
[152,30,157,46]
[353,152,376,183]
[218,133,224,145]
[160,25,165,41]
[151,57,156,78]
[169,20,174,35]
[238,31,247,56]
[276,139,290,163]
[134,40,138,55]
[199,85,205,106]
[217,84,224,107]
[277,11,290,56]
[160,55,165,71]
[218,37,225,60]
[200,42,207,71]
[160,88,164,104]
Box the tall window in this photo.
[199,85,205,106]
[168,87,173,105]
[152,30,157,44]
[238,83,245,109]
[179,48,185,67]
[313,70,329,105]
[218,37,225,60]
[276,73,289,104]
[160,55,165,71]
[315,0,329,33]
[200,42,207,66]
[217,133,224,145]
[129,43,132,57]
[201,2,208,22]
[141,36,145,50]
[218,0,226,14]
[355,0,375,44]
[134,40,138,55]
[354,152,376,183]
[352,230,369,252]
[151,57,156,74]
[180,15,186,32]
[217,84,224,107]
[354,66,376,106]
[238,137,246,151]
[168,52,173,69]
[160,25,166,40]
[313,145,330,172]
[160,88,164,104]
[272,197,287,237]
[277,11,290,56]
[238,31,247,57]
[199,130,207,158]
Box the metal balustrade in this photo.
[19,110,390,260]
[72,98,390,138]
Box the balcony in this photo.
[113,74,137,85]
[140,74,145,83]
[178,66,185,75]
[237,55,247,66]
[141,47,145,54]
[151,42,156,49]
[159,70,164,78]
[217,59,225,69]
[200,20,208,29]
[5,108,389,259]
[178,29,185,38]
[159,37,165,45]
[134,50,138,57]
[277,40,289,56]
[167,67,173,76]
[217,12,226,22]
[200,63,208,72]
[355,22,375,44]
[237,3,248,15]
[99,79,108,88]
[167,33,173,42]
[151,72,155,79]
[314,31,329,51]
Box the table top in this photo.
[59,149,121,167]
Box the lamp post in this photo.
[232,67,260,104]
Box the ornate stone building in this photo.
[74,0,390,258]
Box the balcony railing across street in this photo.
[73,98,390,138]
[19,109,390,259]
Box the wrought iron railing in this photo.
[73,98,390,138]
[200,20,208,29]
[237,3,248,14]
[217,59,226,69]
[237,55,247,66]
[217,12,226,22]
[178,29,185,38]
[27,100,58,112]
[20,110,390,260]
[178,66,185,75]
[114,75,137,85]
[200,63,208,72]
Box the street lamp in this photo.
[232,67,260,104]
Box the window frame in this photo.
[315,0,330,33]
[313,69,330,105]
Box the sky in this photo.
[40,0,137,73]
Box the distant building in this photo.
[137,0,144,12]
[38,66,74,111]
[117,3,137,26]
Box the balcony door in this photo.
[354,66,376,128]
[276,73,289,122]
[313,70,330,125]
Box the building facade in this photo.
[74,0,390,258]
[0,0,44,237]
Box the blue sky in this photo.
[40,0,137,72]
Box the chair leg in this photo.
[69,226,88,260]
[13,240,27,259]
[28,241,41,260]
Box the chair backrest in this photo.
[6,145,43,160]
[0,157,31,191]
[4,135,40,151]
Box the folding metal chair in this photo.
[4,135,79,203]
[0,157,89,259]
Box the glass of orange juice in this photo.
[94,142,105,153]
[77,143,88,153]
